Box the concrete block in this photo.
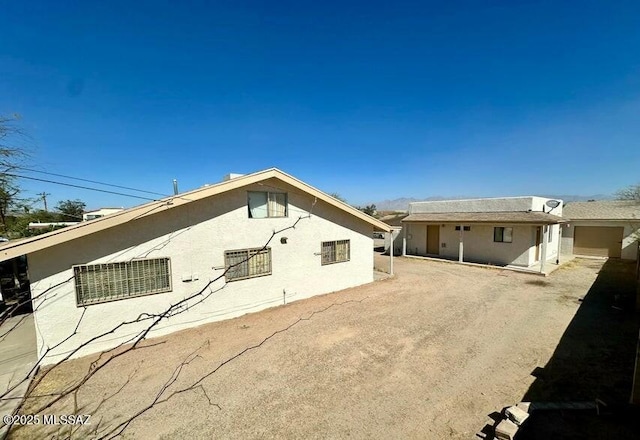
[516,402,531,413]
[495,419,518,440]
[506,405,530,425]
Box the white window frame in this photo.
[224,247,272,281]
[493,227,513,243]
[247,191,288,218]
[74,258,172,306]
[321,240,350,265]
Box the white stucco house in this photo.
[402,197,565,271]
[0,168,390,365]
[82,207,124,221]
[562,200,639,260]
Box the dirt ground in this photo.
[9,256,637,439]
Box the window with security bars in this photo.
[224,247,272,281]
[74,258,171,306]
[321,240,350,265]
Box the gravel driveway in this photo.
[11,256,633,439]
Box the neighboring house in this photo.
[379,212,408,255]
[0,169,390,365]
[402,197,565,269]
[82,207,124,221]
[562,200,640,260]
[28,222,80,230]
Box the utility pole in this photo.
[38,192,51,211]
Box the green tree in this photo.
[56,199,86,221]
[357,204,377,216]
[6,209,61,238]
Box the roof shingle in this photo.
[563,201,640,220]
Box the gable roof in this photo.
[403,211,565,224]
[378,212,409,226]
[563,200,640,221]
[0,168,390,262]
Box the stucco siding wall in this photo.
[561,221,639,261]
[406,223,538,266]
[30,180,374,365]
[545,224,561,262]
[440,224,535,266]
[405,223,427,256]
[561,224,574,256]
[384,228,403,255]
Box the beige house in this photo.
[0,169,390,365]
[82,207,124,221]
[402,197,565,271]
[562,201,640,260]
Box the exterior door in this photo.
[427,225,440,255]
[535,227,541,261]
[574,226,624,258]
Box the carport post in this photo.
[458,225,464,262]
[402,225,407,256]
[556,223,562,264]
[389,233,394,275]
[540,225,549,273]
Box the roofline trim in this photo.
[0,168,390,261]
[401,219,566,225]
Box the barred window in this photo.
[74,258,171,306]
[321,240,350,265]
[224,247,272,281]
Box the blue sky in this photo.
[1,1,639,209]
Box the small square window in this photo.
[248,192,287,218]
[455,225,471,231]
[494,227,513,243]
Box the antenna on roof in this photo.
[546,199,560,213]
[173,179,179,195]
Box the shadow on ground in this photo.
[517,258,640,439]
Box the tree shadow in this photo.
[517,258,640,439]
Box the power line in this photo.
[6,173,160,201]
[14,166,169,197]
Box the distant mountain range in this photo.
[371,195,613,212]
